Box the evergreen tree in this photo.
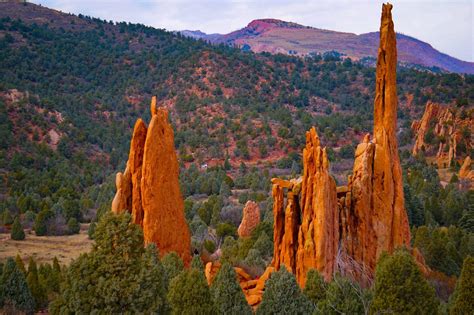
[211,263,252,315]
[67,217,80,234]
[162,251,185,288]
[15,254,26,274]
[168,268,215,315]
[191,255,205,271]
[88,221,97,239]
[303,269,327,306]
[317,274,369,315]
[257,267,314,315]
[26,257,47,310]
[2,209,13,225]
[371,249,439,314]
[450,256,473,314]
[11,217,25,240]
[49,212,167,314]
[0,257,35,314]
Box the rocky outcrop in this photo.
[412,102,473,168]
[238,201,261,238]
[270,3,412,287]
[296,128,339,285]
[111,98,191,265]
[459,156,474,180]
[205,262,273,308]
[340,4,411,281]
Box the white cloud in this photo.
[32,0,473,61]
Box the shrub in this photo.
[67,218,80,234]
[167,268,215,315]
[211,263,252,315]
[11,217,25,240]
[371,249,439,314]
[257,267,314,314]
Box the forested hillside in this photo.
[0,0,471,267]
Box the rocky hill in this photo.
[0,1,472,227]
[183,18,474,74]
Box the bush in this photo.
[2,210,13,225]
[317,274,369,315]
[203,239,216,254]
[87,222,96,239]
[167,268,215,315]
[11,217,25,241]
[0,257,35,314]
[34,209,54,236]
[371,249,439,314]
[49,213,167,313]
[450,256,474,314]
[303,269,327,306]
[161,252,184,288]
[257,267,314,314]
[67,218,80,234]
[211,263,252,315]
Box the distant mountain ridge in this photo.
[181,18,474,74]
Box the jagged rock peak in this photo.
[111,97,191,265]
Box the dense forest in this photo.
[0,2,473,314]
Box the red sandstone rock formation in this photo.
[296,128,338,285]
[412,102,473,168]
[111,98,191,265]
[270,3,413,287]
[238,201,261,238]
[459,156,473,180]
[341,4,411,280]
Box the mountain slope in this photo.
[0,1,472,227]
[184,19,474,74]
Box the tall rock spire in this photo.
[111,97,191,266]
[141,108,191,266]
[372,2,410,255]
[269,3,412,287]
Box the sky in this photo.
[32,0,473,62]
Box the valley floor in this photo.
[0,224,92,265]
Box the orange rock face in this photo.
[141,109,191,266]
[459,156,473,180]
[128,119,147,225]
[340,3,411,282]
[111,98,191,266]
[412,102,473,168]
[296,128,338,285]
[270,3,413,287]
[238,201,261,238]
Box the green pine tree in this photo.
[2,210,13,225]
[211,263,252,315]
[15,254,26,274]
[317,274,369,315]
[26,257,47,310]
[257,267,314,315]
[67,217,80,234]
[0,257,35,314]
[168,268,215,315]
[450,256,474,314]
[191,255,205,271]
[303,269,327,306]
[11,217,25,240]
[162,251,184,288]
[371,249,439,314]
[49,212,167,314]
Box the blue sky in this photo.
[31,0,473,62]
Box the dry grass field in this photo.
[0,224,93,266]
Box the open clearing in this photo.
[0,224,93,266]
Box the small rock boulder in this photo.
[238,201,261,238]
